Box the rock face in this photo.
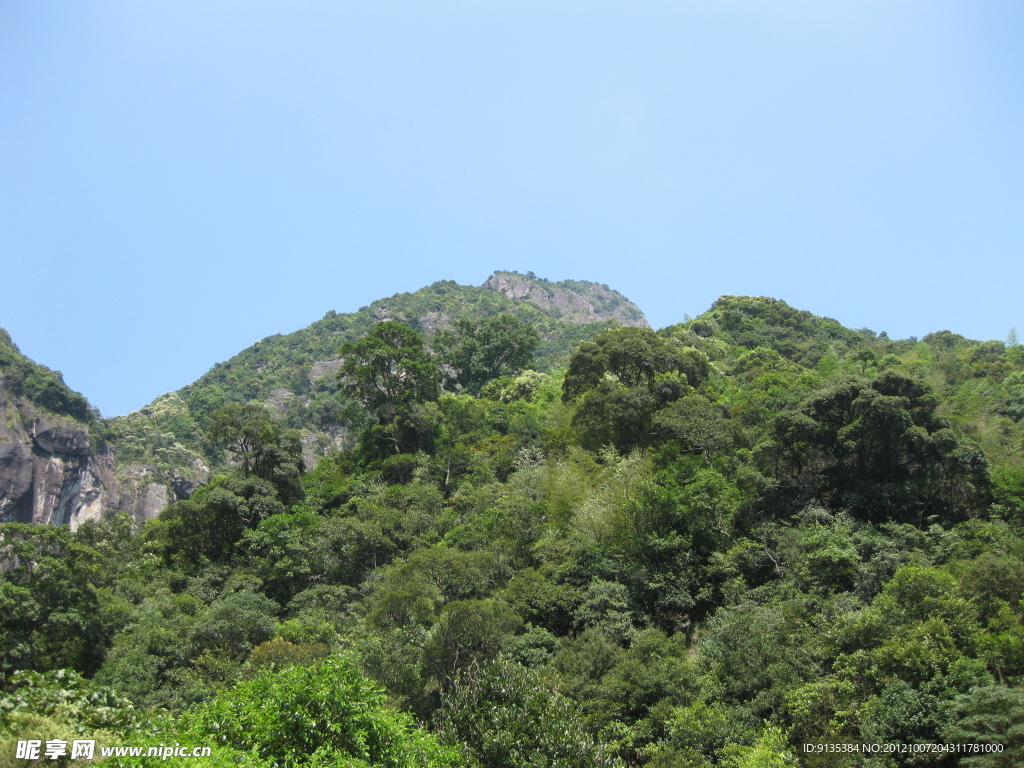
[308,359,343,382]
[0,374,119,529]
[483,272,649,328]
[0,335,201,529]
[114,467,170,523]
[417,311,452,336]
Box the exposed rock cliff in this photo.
[0,331,210,527]
[0,372,118,529]
[483,272,649,328]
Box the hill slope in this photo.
[103,272,649,519]
[5,288,1024,765]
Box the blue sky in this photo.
[2,1,1022,417]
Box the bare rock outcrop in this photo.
[309,359,344,382]
[483,272,649,327]
[113,456,210,525]
[0,375,119,529]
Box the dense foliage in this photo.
[4,295,1024,767]
[103,275,638,471]
[0,329,93,422]
[435,314,540,395]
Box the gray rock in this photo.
[309,359,343,381]
[299,427,351,472]
[0,379,119,528]
[483,272,649,327]
[418,311,452,336]
[170,458,210,501]
[265,387,295,414]
[32,417,91,455]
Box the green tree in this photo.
[943,685,1024,767]
[562,328,709,401]
[154,475,286,563]
[173,657,464,767]
[0,669,142,763]
[339,321,440,454]
[189,589,278,660]
[562,327,710,452]
[339,321,439,420]
[422,599,522,688]
[94,591,209,709]
[435,314,540,395]
[570,379,661,452]
[209,403,279,477]
[653,394,732,464]
[208,403,305,504]
[719,725,799,768]
[0,524,108,676]
[762,372,991,523]
[436,659,624,768]
[0,329,93,421]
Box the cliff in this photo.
[483,272,649,328]
[0,333,117,528]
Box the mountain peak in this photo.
[482,271,649,328]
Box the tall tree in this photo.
[562,327,709,401]
[562,327,711,452]
[436,659,624,768]
[434,314,539,395]
[208,403,281,477]
[762,372,991,523]
[339,321,440,454]
[208,403,304,503]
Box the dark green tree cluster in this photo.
[762,371,991,524]
[0,328,93,421]
[435,314,540,395]
[338,321,442,457]
[562,327,712,452]
[338,318,539,468]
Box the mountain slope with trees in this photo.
[3,285,1024,766]
[102,272,649,520]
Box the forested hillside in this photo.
[101,272,648,520]
[3,292,1024,767]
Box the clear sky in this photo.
[2,1,1022,417]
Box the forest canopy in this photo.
[3,294,1024,767]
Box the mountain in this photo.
[1,272,648,524]
[6,275,1020,529]
[5,279,1024,762]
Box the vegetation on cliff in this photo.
[0,329,94,424]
